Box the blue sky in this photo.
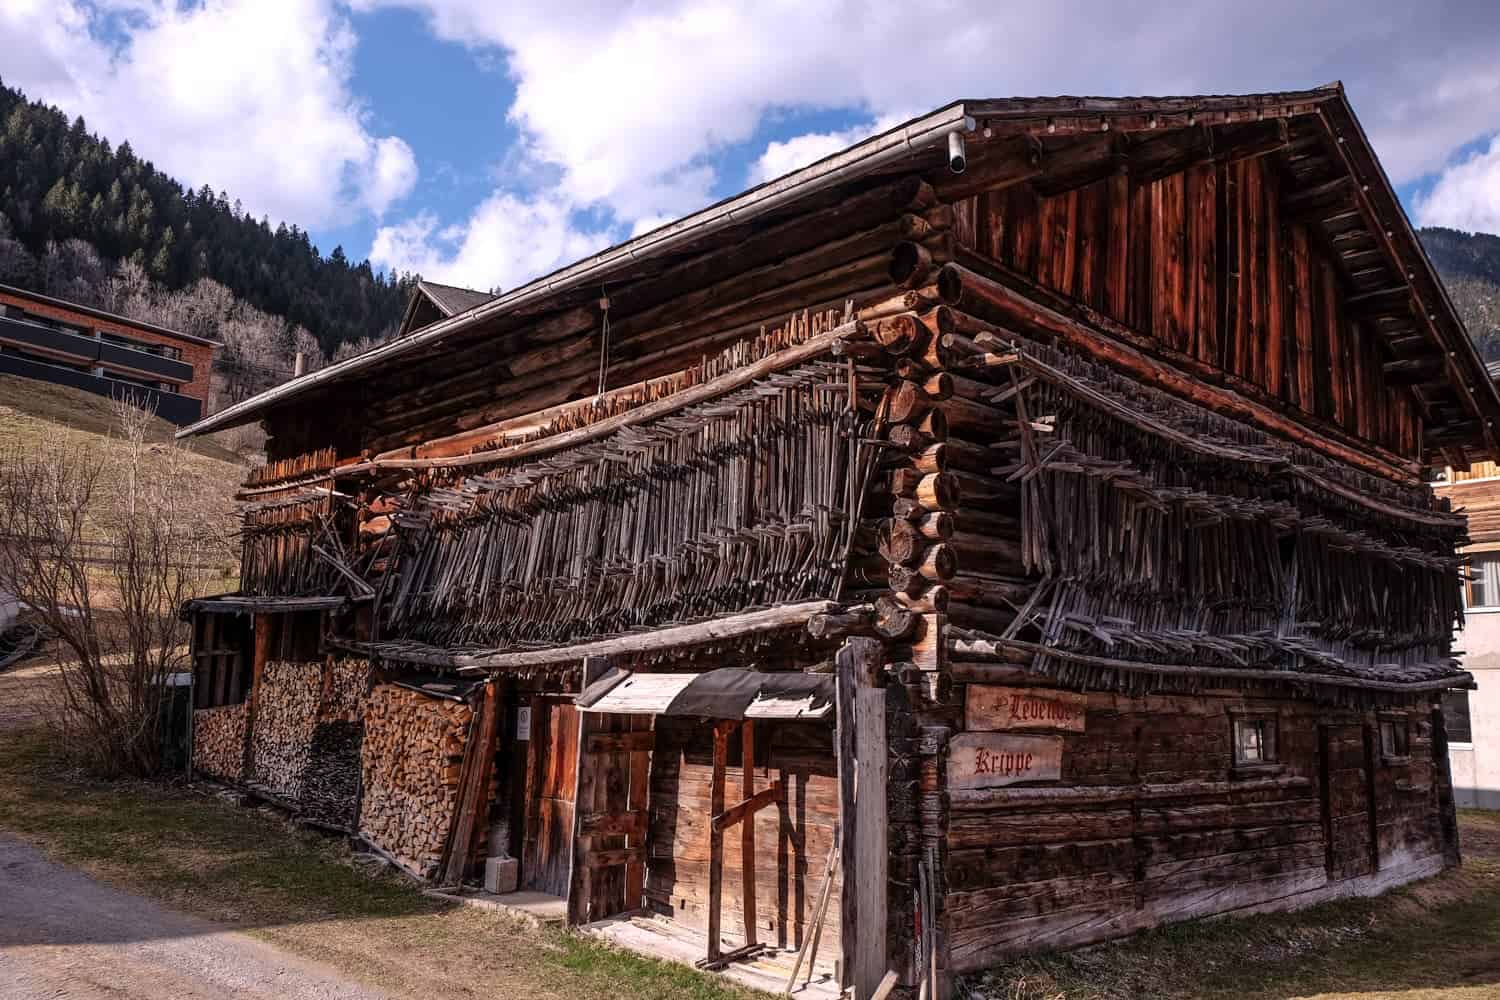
[2,0,1499,291]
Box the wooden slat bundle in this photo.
[379,358,880,652]
[358,683,476,879]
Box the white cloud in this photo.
[361,137,421,217]
[0,0,416,227]
[369,192,610,291]
[748,114,909,187]
[1415,134,1500,235]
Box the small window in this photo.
[1444,690,1473,744]
[1467,551,1500,609]
[1379,716,1410,763]
[1233,717,1278,766]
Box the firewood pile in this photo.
[358,683,473,878]
[320,657,370,723]
[249,660,321,798]
[193,702,248,781]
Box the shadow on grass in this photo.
[0,727,752,1000]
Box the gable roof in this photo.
[396,280,497,337]
[178,85,1500,467]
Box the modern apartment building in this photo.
[0,283,215,424]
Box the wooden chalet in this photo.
[178,85,1489,998]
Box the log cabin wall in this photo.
[940,686,1447,973]
[645,715,841,957]
[949,158,1423,458]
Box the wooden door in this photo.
[1319,721,1376,881]
[523,698,579,896]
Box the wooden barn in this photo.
[178,85,1490,999]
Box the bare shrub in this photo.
[0,394,229,775]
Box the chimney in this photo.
[293,351,306,377]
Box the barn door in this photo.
[522,697,579,896]
[568,710,653,924]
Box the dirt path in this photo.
[0,834,390,1000]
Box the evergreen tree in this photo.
[0,77,416,352]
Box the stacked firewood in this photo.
[249,661,321,798]
[358,683,473,878]
[193,702,248,781]
[320,657,371,723]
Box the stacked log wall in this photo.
[296,178,945,462]
[941,687,1448,973]
[645,716,842,955]
[193,702,249,781]
[358,683,474,878]
[949,157,1422,459]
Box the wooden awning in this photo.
[181,594,345,616]
[578,668,833,721]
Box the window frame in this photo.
[1230,712,1280,772]
[1465,548,1500,611]
[1378,713,1411,765]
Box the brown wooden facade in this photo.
[180,86,1487,999]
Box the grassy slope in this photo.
[0,372,245,592]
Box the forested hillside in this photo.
[0,79,413,355]
[1420,226,1500,364]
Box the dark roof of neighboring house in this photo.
[178,84,1500,464]
[421,281,495,317]
[396,280,497,337]
[0,282,219,347]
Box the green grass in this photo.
[0,727,754,1000]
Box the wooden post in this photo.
[243,612,273,778]
[837,636,887,998]
[741,719,758,948]
[567,656,611,925]
[1431,703,1461,867]
[707,719,735,960]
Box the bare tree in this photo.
[0,395,229,775]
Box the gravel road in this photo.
[0,834,389,999]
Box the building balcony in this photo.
[0,352,203,425]
[0,314,195,384]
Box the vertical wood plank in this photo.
[1263,170,1284,396]
[1219,162,1240,377]
[1129,176,1153,332]
[567,656,610,925]
[1293,226,1315,409]
[707,719,732,959]
[1106,172,1130,322]
[837,636,887,998]
[625,714,650,910]
[1191,163,1218,366]
[741,719,758,948]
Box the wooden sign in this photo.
[966,685,1087,733]
[947,734,1064,790]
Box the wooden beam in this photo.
[712,778,784,833]
[567,656,611,926]
[706,719,736,962]
[1384,356,1446,386]
[1346,284,1413,320]
[361,600,843,671]
[836,637,887,998]
[1283,175,1354,220]
[740,720,757,949]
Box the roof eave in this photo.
[175,100,976,438]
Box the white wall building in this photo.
[1437,460,1495,808]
